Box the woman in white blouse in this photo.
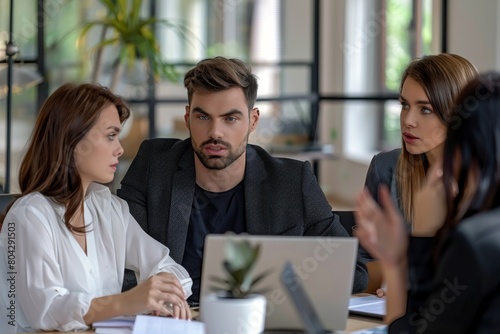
[0,83,193,332]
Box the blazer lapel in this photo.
[167,143,196,263]
[244,146,270,235]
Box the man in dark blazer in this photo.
[117,56,368,302]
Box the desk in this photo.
[23,314,383,334]
[344,314,384,332]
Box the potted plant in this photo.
[201,238,270,334]
[78,0,194,92]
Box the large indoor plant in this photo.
[201,239,270,334]
[77,0,196,187]
[78,0,193,92]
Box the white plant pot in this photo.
[201,292,267,334]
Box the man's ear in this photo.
[250,107,260,132]
[184,105,190,130]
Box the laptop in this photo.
[199,235,358,332]
[281,261,331,333]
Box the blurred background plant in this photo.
[77,0,196,92]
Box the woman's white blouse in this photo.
[0,183,192,332]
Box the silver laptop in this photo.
[199,234,358,332]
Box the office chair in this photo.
[0,193,16,214]
[336,211,356,236]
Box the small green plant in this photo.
[210,239,271,299]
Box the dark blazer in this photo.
[390,208,500,333]
[361,148,402,260]
[117,138,368,293]
[364,148,402,212]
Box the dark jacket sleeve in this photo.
[364,149,400,205]
[360,150,401,261]
[389,233,486,334]
[118,139,181,231]
[301,161,346,237]
[117,139,180,291]
[117,140,154,291]
[349,236,369,293]
[117,140,153,232]
[300,162,368,293]
[365,155,384,204]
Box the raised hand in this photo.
[354,186,408,267]
[354,186,410,322]
[412,165,447,237]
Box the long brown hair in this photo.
[442,72,500,230]
[0,83,130,233]
[396,53,478,223]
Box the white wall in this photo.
[319,0,386,207]
[447,0,500,72]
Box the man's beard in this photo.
[192,135,249,170]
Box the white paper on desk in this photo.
[132,315,205,334]
[347,324,387,334]
[93,315,136,328]
[348,295,386,318]
[93,315,135,334]
[95,328,132,334]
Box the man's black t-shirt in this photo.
[182,181,246,302]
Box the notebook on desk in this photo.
[348,295,386,319]
[199,235,358,332]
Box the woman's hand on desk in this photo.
[83,274,191,325]
[120,273,191,320]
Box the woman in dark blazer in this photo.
[356,72,500,333]
[364,53,477,228]
[361,54,478,295]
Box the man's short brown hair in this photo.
[184,56,258,109]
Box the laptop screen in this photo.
[281,261,332,334]
[199,235,358,332]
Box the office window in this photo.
[45,0,87,88]
[342,0,437,160]
[153,0,314,150]
[0,0,39,192]
[382,0,434,149]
